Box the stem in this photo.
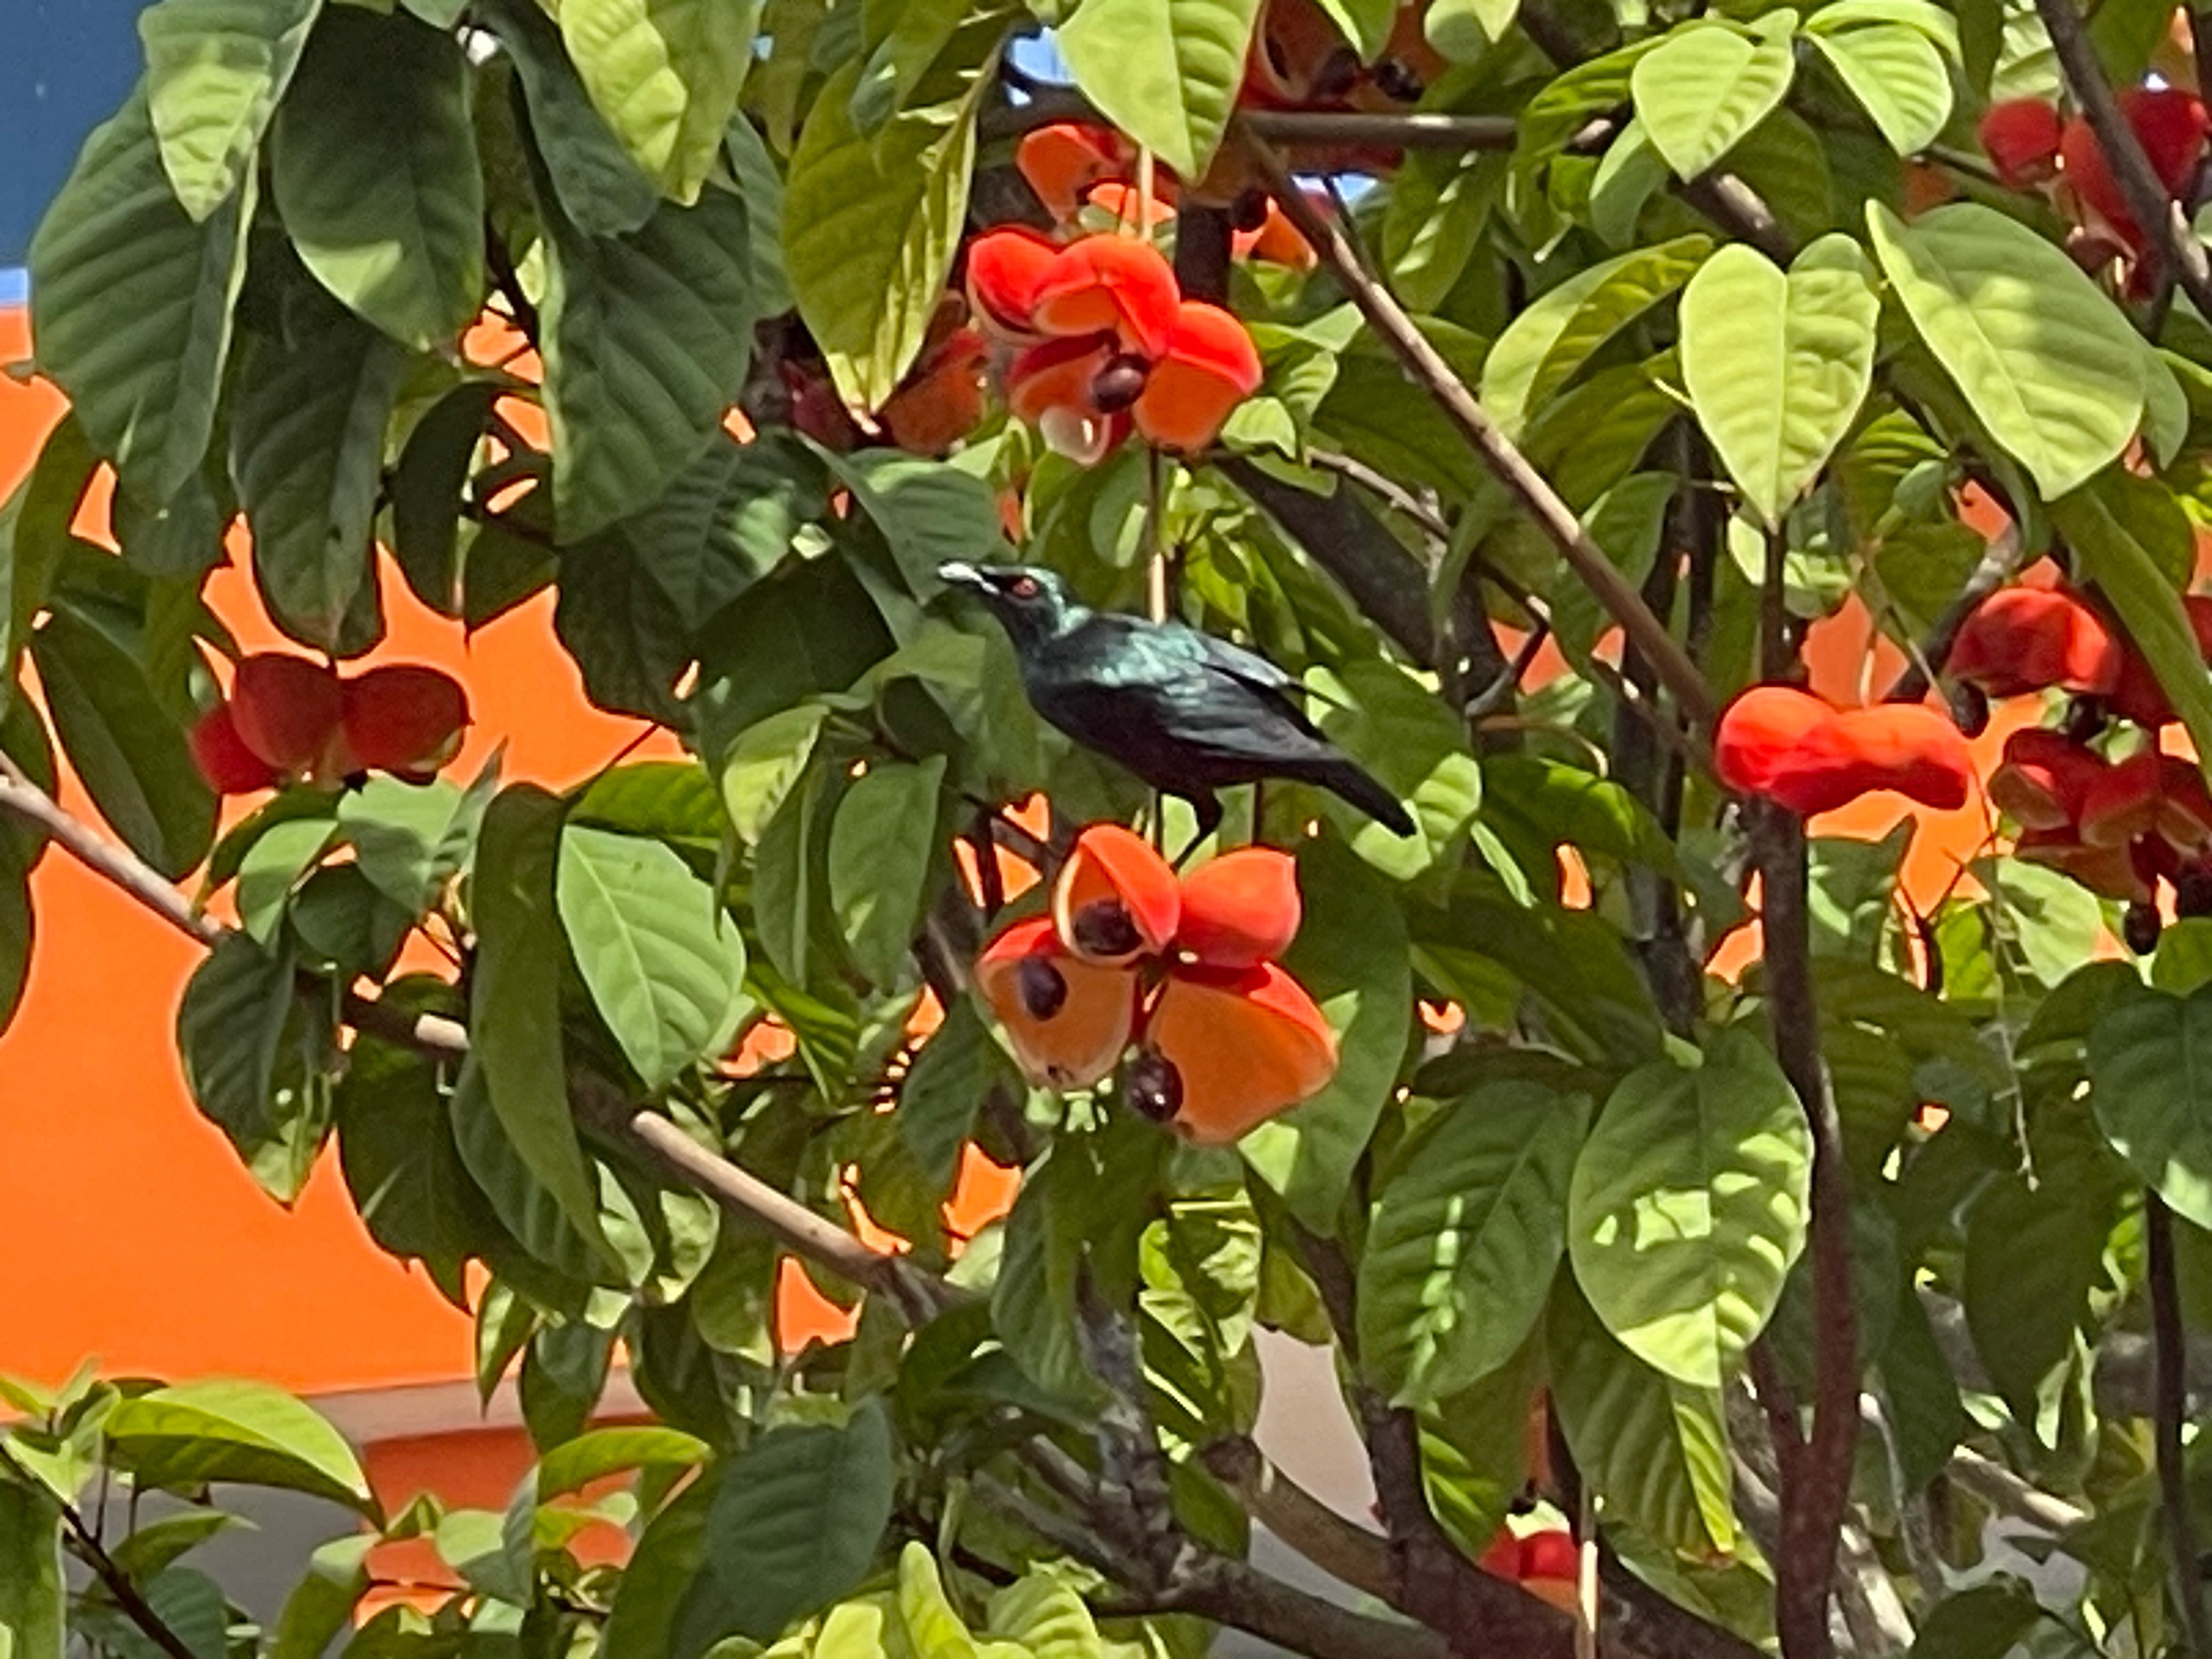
[1241,133,1718,729]
[2148,1194,2212,1659]
[1750,804,1858,1659]
[2034,0,2212,317]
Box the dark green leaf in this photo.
[2089,983,2212,1232]
[29,91,251,506]
[0,1481,63,1659]
[702,1401,897,1640]
[1360,1082,1589,1404]
[176,931,333,1203]
[483,0,660,237]
[898,998,1014,1187]
[826,756,944,986]
[472,785,611,1258]
[270,8,486,348]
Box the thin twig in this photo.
[2033,0,2212,318]
[2148,1195,2212,1659]
[982,88,1516,149]
[1241,132,1718,729]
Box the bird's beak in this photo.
[936,560,995,596]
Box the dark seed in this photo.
[2063,695,2106,745]
[1370,57,1425,103]
[1091,354,1152,414]
[1125,1049,1184,1122]
[1071,900,1144,957]
[1016,957,1069,1020]
[2124,900,2164,955]
[1311,45,1363,99]
[2179,861,2212,918]
[1229,187,1272,233]
[1946,680,1989,738]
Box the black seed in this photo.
[1070,899,1143,957]
[2125,900,2164,955]
[1311,46,1362,99]
[1091,354,1152,414]
[1125,1049,1184,1122]
[1947,680,1990,738]
[2179,862,2212,918]
[1370,57,1425,103]
[2063,695,2107,745]
[1229,187,1272,233]
[1017,957,1069,1020]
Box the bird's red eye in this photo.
[1009,575,1041,600]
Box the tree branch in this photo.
[2148,1195,2212,1659]
[1747,805,1857,1659]
[1241,132,1719,730]
[2034,0,2212,320]
[983,89,1516,150]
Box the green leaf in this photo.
[1909,1580,2044,1659]
[229,286,407,652]
[31,607,215,881]
[29,90,252,506]
[634,436,820,620]
[109,1510,247,1583]
[1548,1284,1735,1553]
[269,1536,372,1659]
[543,187,760,539]
[1310,659,1481,878]
[0,417,98,704]
[176,932,332,1204]
[269,8,485,349]
[558,824,751,1088]
[986,1573,1103,1658]
[1963,1169,2118,1426]
[538,1426,709,1499]
[0,849,32,1042]
[1630,17,1797,181]
[1679,235,1880,526]
[785,55,988,410]
[473,785,612,1260]
[1240,838,1413,1231]
[1427,0,1521,57]
[560,0,758,202]
[1808,24,1954,153]
[1058,0,1265,178]
[2089,984,2212,1232]
[1478,235,1711,438]
[721,705,831,844]
[104,1380,375,1515]
[0,1483,62,1659]
[827,756,945,986]
[2051,471,2212,774]
[703,1401,898,1640]
[822,448,1007,596]
[339,770,491,916]
[482,0,659,237]
[1866,201,2146,498]
[334,1036,484,1269]
[138,0,319,221]
[1568,1026,1812,1388]
[899,998,1013,1186]
[1359,1082,1590,1405]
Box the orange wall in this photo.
[0,306,674,1392]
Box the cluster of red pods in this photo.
[976,825,1337,1143]
[189,653,470,795]
[1978,85,2210,289]
[1718,582,2212,949]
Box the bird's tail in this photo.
[1312,760,1416,837]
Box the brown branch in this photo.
[2034,0,2212,318]
[0,1443,202,1659]
[1748,804,1857,1659]
[0,758,1542,1659]
[2148,1196,2212,1659]
[1203,1436,1396,1601]
[1242,132,1718,730]
[982,88,1516,150]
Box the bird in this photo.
[938,561,1415,841]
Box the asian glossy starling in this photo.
[939,561,1415,839]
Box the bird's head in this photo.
[938,562,1086,649]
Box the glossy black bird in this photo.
[939,561,1415,839]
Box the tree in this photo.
[14,0,2212,1655]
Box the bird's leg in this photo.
[1172,794,1223,868]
